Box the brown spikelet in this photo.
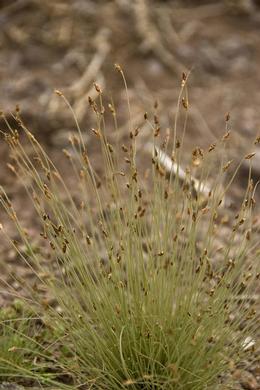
[43,184,52,200]
[156,163,165,177]
[176,140,181,149]
[108,103,115,115]
[114,63,122,73]
[94,82,102,93]
[7,163,17,174]
[62,149,71,160]
[254,136,260,145]
[91,128,100,137]
[62,243,67,253]
[244,152,256,160]
[222,160,233,172]
[54,89,63,96]
[132,170,138,182]
[154,127,160,137]
[222,131,231,141]
[182,97,188,109]
[139,208,146,217]
[107,143,114,153]
[182,72,187,87]
[88,96,94,106]
[208,143,216,152]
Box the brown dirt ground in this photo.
[0,1,259,389]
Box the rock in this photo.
[239,371,259,390]
[0,384,25,390]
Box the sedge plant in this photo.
[0,69,259,389]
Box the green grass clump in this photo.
[0,301,39,381]
[0,300,70,387]
[0,72,259,389]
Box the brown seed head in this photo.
[108,103,115,114]
[182,97,188,109]
[114,63,122,73]
[54,89,63,96]
[222,131,231,141]
[208,143,216,152]
[254,136,260,145]
[93,82,102,93]
[244,152,256,160]
[225,112,230,122]
[222,160,233,172]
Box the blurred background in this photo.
[1,0,260,156]
[0,0,260,298]
[0,2,260,138]
[1,1,260,176]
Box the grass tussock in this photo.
[0,70,259,389]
